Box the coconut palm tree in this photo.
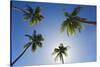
[11,30,44,66]
[61,6,96,36]
[12,5,44,25]
[52,43,70,64]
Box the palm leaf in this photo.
[64,12,70,17]
[26,5,34,14]
[35,6,41,13]
[37,42,43,48]
[62,51,67,56]
[52,48,59,55]
[55,53,60,61]
[71,6,82,16]
[25,34,33,40]
[37,34,44,41]
[31,43,37,52]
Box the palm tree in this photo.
[61,6,96,36]
[11,30,44,66]
[52,43,70,64]
[12,5,44,25]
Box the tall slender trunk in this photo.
[11,44,31,66]
[12,6,29,14]
[82,21,96,25]
[61,54,64,64]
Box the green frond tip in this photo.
[64,12,70,17]
[71,6,82,16]
[25,34,33,40]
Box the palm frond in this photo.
[62,51,68,56]
[54,53,59,61]
[37,15,44,22]
[61,17,82,36]
[24,5,34,14]
[61,20,68,32]
[40,15,44,19]
[31,43,37,52]
[71,6,82,16]
[37,34,44,41]
[52,48,59,55]
[25,34,33,40]
[35,6,41,14]
[37,42,43,48]
[23,5,34,20]
[24,13,31,20]
[64,12,70,17]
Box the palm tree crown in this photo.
[13,5,44,26]
[61,6,96,36]
[24,30,44,52]
[11,30,44,66]
[52,43,70,64]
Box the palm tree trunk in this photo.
[61,54,64,64]
[82,21,96,25]
[11,45,31,66]
[12,6,28,14]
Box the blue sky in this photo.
[11,1,96,66]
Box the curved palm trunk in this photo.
[82,21,96,25]
[11,44,31,66]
